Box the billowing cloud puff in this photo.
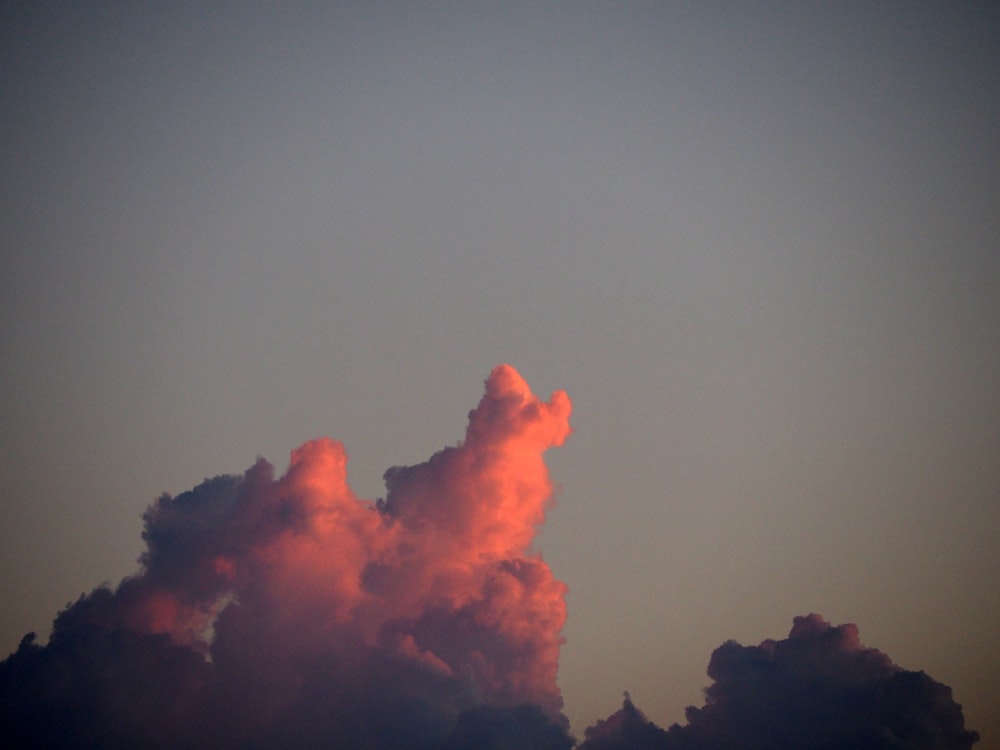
[0,365,574,749]
[579,614,979,750]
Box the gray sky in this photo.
[2,1,998,744]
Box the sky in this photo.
[1,1,998,746]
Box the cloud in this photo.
[0,364,575,749]
[0,367,979,748]
[443,703,575,750]
[579,614,980,750]
[578,692,671,750]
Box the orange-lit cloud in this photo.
[0,365,574,748]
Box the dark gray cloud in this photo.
[579,614,979,750]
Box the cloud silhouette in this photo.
[579,614,979,750]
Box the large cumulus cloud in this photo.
[1,365,574,749]
[0,367,979,749]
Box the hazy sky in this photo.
[2,1,998,745]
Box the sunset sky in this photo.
[2,2,998,746]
